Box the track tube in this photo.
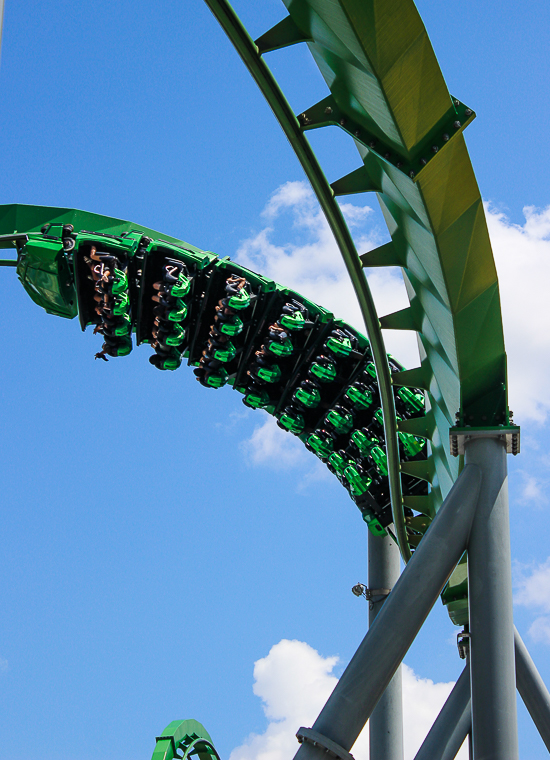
[203,0,409,560]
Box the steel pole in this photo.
[368,530,403,760]
[465,436,518,760]
[514,627,550,752]
[292,464,481,760]
[413,665,471,760]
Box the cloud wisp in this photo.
[229,639,466,760]
[485,203,550,423]
[515,558,550,644]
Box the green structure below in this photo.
[152,720,220,760]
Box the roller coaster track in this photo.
[202,0,513,561]
[3,1,542,759]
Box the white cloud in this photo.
[485,204,550,422]
[229,639,466,760]
[240,413,309,470]
[515,558,550,612]
[515,558,550,643]
[519,471,548,506]
[401,665,463,757]
[240,414,331,486]
[528,617,550,645]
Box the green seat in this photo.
[344,463,372,496]
[267,338,293,357]
[112,337,133,357]
[328,451,347,476]
[369,444,389,477]
[219,316,243,337]
[344,383,373,409]
[167,300,188,322]
[362,512,387,537]
[293,382,321,409]
[278,409,305,434]
[350,428,371,456]
[310,358,337,383]
[112,292,130,316]
[280,311,305,331]
[211,341,236,363]
[307,432,334,459]
[111,269,128,295]
[227,289,250,310]
[170,274,191,298]
[325,334,353,356]
[364,362,377,380]
[325,406,353,434]
[164,324,185,347]
[398,432,426,457]
[397,387,425,414]
[161,356,181,370]
[205,371,228,388]
[114,314,131,336]
[243,388,270,409]
[255,364,281,384]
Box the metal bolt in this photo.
[354,130,360,137]
[384,152,391,159]
[369,140,377,148]
[442,133,450,141]
[339,118,346,126]
[420,158,427,166]
[464,108,472,117]
[453,120,461,129]
[396,162,402,168]
[324,106,333,115]
[409,171,415,178]
[454,99,460,107]
[432,145,439,153]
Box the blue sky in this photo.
[1,1,550,759]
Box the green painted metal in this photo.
[151,720,220,760]
[202,0,410,561]
[202,0,509,563]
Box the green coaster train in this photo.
[1,202,427,544]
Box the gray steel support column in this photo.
[292,464,482,760]
[413,665,471,760]
[368,529,403,760]
[514,626,550,752]
[465,436,518,760]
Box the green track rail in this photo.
[203,0,410,560]
[203,0,511,566]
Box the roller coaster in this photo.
[1,1,549,760]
